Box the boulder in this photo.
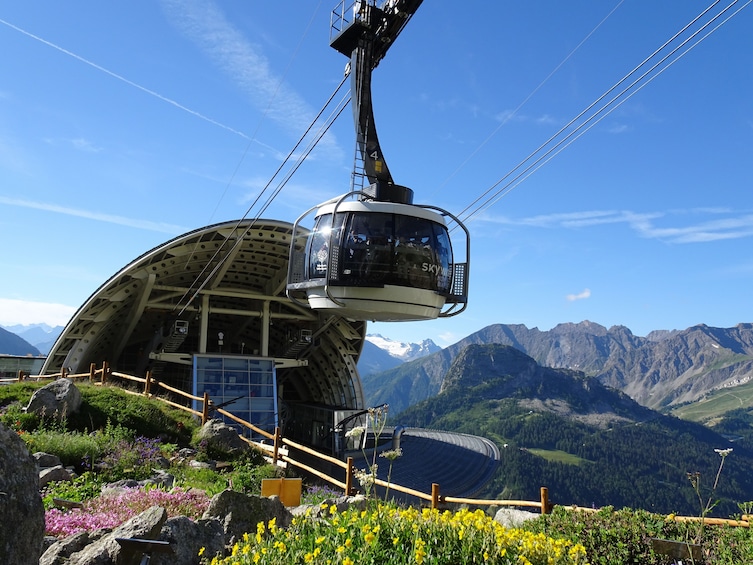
[0,422,45,565]
[39,465,74,488]
[195,419,249,457]
[34,452,63,468]
[202,490,292,546]
[25,378,82,420]
[40,532,96,565]
[493,507,539,527]
[64,505,167,565]
[151,516,224,565]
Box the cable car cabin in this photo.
[287,190,469,321]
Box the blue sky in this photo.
[1,1,751,347]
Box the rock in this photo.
[34,452,63,468]
[177,447,197,458]
[39,464,74,488]
[493,507,539,527]
[0,422,45,565]
[40,532,93,565]
[100,480,140,497]
[65,505,167,565]
[189,459,216,471]
[195,419,250,457]
[151,516,224,565]
[202,490,292,546]
[25,378,82,420]
[142,469,175,489]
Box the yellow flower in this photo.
[198,547,205,556]
[343,558,354,565]
[345,538,353,548]
[364,532,376,543]
[316,536,326,545]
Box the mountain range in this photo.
[361,321,753,416]
[392,343,750,515]
[358,334,441,376]
[0,324,63,356]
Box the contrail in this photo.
[0,17,251,140]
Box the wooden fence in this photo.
[7,365,750,526]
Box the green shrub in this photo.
[0,401,40,431]
[229,462,283,495]
[41,472,104,509]
[21,428,102,469]
[66,384,196,443]
[172,465,230,496]
[522,505,753,565]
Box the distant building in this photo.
[0,355,45,381]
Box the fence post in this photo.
[431,483,440,509]
[17,370,25,382]
[61,366,67,380]
[89,363,96,382]
[101,361,109,384]
[202,392,210,425]
[540,486,549,514]
[144,370,152,396]
[345,457,354,496]
[273,427,281,465]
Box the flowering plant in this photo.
[203,502,587,565]
[45,486,210,538]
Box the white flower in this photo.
[345,426,365,439]
[379,448,403,461]
[714,448,733,457]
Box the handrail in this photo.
[216,407,275,441]
[282,437,349,469]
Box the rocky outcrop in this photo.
[25,378,82,420]
[0,422,45,565]
[195,418,252,457]
[62,505,167,565]
[202,489,292,546]
[38,490,300,565]
[151,515,225,565]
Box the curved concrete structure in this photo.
[43,219,366,411]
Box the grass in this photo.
[526,448,587,466]
[673,377,753,423]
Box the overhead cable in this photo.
[457,0,749,226]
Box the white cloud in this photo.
[607,124,630,134]
[162,0,342,158]
[437,331,460,347]
[566,288,591,302]
[0,299,76,326]
[0,196,188,234]
[483,208,753,244]
[70,138,103,153]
